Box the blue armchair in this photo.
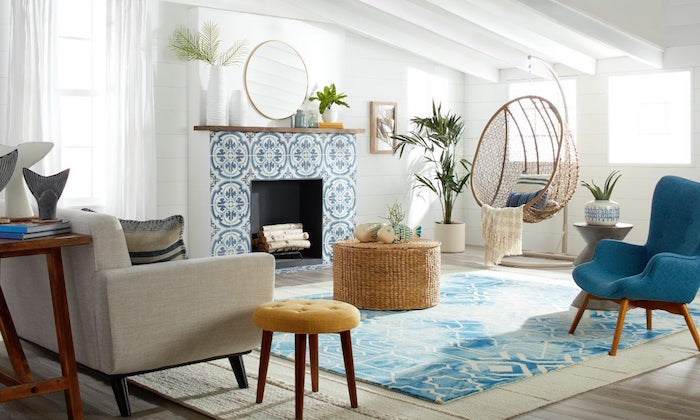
[568,175,700,355]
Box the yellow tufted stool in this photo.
[253,299,361,419]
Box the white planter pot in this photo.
[206,65,227,125]
[584,199,620,226]
[228,89,248,126]
[434,221,465,253]
[321,106,338,122]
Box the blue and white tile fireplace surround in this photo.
[198,126,363,266]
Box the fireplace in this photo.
[251,179,323,268]
[207,129,359,267]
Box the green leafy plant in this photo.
[392,101,471,225]
[308,83,349,114]
[382,202,406,226]
[581,170,622,200]
[169,21,248,66]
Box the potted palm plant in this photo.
[392,102,471,252]
[581,170,622,225]
[169,21,248,125]
[308,83,349,122]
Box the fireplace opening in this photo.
[251,179,323,269]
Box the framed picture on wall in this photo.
[370,101,397,154]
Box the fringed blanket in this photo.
[480,204,523,266]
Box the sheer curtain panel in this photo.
[105,0,156,219]
[5,0,59,172]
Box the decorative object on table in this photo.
[354,222,384,242]
[228,89,248,126]
[369,101,397,154]
[392,101,471,252]
[581,170,621,225]
[308,83,349,123]
[168,21,248,125]
[23,168,70,220]
[0,142,54,219]
[293,109,306,128]
[569,175,700,356]
[0,149,18,193]
[377,202,415,244]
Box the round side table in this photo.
[332,239,441,310]
[571,222,633,309]
[573,222,633,266]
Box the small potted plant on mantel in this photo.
[581,170,622,225]
[308,83,349,122]
[391,101,472,252]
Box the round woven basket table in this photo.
[332,239,441,310]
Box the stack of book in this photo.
[0,220,72,240]
[318,121,344,129]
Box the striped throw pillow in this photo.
[119,215,187,265]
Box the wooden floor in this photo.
[0,247,698,419]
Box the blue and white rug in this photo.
[269,272,700,404]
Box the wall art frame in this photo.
[369,101,397,154]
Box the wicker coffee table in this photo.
[332,239,441,310]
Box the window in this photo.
[609,71,690,165]
[56,0,107,207]
[509,78,577,138]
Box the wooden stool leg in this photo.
[309,334,319,392]
[340,330,358,408]
[256,330,273,403]
[295,334,307,420]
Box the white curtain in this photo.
[105,0,156,219]
[5,0,59,171]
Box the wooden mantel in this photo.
[194,125,365,134]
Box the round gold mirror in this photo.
[245,41,308,120]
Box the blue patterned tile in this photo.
[209,130,357,262]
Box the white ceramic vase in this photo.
[321,106,338,122]
[434,221,465,253]
[584,199,620,226]
[206,65,227,125]
[228,89,248,126]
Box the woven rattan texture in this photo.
[332,239,441,310]
[471,96,579,223]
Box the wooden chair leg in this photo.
[294,334,307,420]
[256,330,273,403]
[680,304,700,351]
[646,309,653,330]
[569,292,590,334]
[229,353,248,389]
[309,334,319,392]
[610,299,630,356]
[340,330,358,408]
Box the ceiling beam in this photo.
[426,0,598,74]
[278,0,501,81]
[356,0,543,75]
[517,0,663,68]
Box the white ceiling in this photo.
[169,0,677,82]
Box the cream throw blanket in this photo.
[481,204,523,266]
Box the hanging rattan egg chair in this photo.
[471,95,578,223]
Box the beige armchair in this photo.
[0,208,275,416]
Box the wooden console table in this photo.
[0,233,91,419]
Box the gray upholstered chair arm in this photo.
[91,253,275,374]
